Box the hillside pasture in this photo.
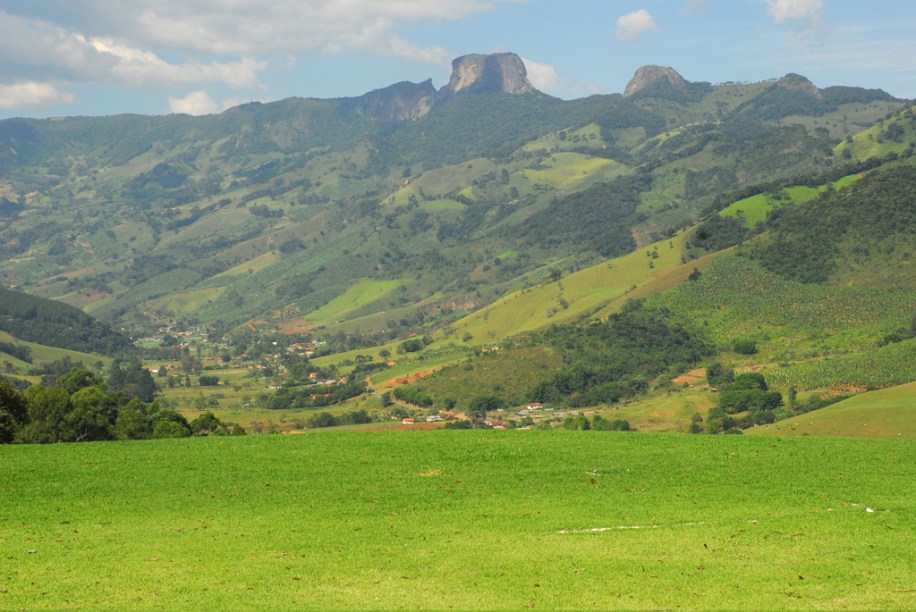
[442,230,702,345]
[147,287,227,315]
[521,152,626,190]
[718,173,863,229]
[302,279,405,327]
[0,432,912,610]
[214,251,282,278]
[747,381,916,439]
[0,329,111,374]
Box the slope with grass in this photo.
[747,381,916,439]
[441,229,708,345]
[1,432,912,610]
[718,172,863,229]
[0,285,133,357]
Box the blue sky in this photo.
[1,0,914,118]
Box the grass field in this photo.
[748,382,916,439]
[148,287,227,315]
[441,230,702,345]
[1,432,913,610]
[0,330,111,376]
[718,173,863,229]
[302,279,405,327]
[215,251,283,278]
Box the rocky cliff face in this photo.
[442,53,536,96]
[352,79,437,122]
[623,65,687,97]
[350,53,537,122]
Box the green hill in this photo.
[388,155,915,422]
[747,382,916,438]
[0,285,133,357]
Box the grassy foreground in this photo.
[1,432,913,610]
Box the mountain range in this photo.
[0,52,912,365]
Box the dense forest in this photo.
[746,164,916,283]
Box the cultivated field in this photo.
[2,432,913,610]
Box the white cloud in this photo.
[521,57,560,92]
[49,1,511,61]
[0,10,265,89]
[167,91,221,115]
[683,0,706,13]
[616,9,659,42]
[0,81,75,111]
[763,0,823,27]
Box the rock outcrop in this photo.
[441,53,536,96]
[350,53,539,122]
[352,79,437,122]
[623,65,687,97]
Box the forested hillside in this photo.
[0,286,133,356]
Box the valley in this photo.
[1,55,913,439]
[0,43,914,612]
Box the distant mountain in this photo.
[442,52,537,96]
[0,52,905,350]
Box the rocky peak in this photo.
[442,53,536,96]
[353,79,437,122]
[623,65,687,97]
[775,73,822,99]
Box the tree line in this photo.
[0,361,242,444]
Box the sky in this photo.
[1,0,914,119]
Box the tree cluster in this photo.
[746,165,916,283]
[530,301,711,407]
[0,366,242,444]
[265,379,367,410]
[687,368,782,434]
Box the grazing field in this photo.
[1,432,913,610]
[748,382,916,439]
[302,279,405,327]
[0,330,111,374]
[718,173,862,229]
[441,230,703,345]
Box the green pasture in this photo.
[748,382,916,439]
[834,105,916,161]
[719,173,863,229]
[1,432,913,610]
[215,251,282,278]
[443,230,697,344]
[520,123,606,154]
[302,279,405,327]
[420,198,467,212]
[110,220,156,252]
[779,100,903,139]
[408,157,498,194]
[147,287,227,315]
[521,152,625,190]
[611,388,717,432]
[157,206,257,248]
[0,330,110,374]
